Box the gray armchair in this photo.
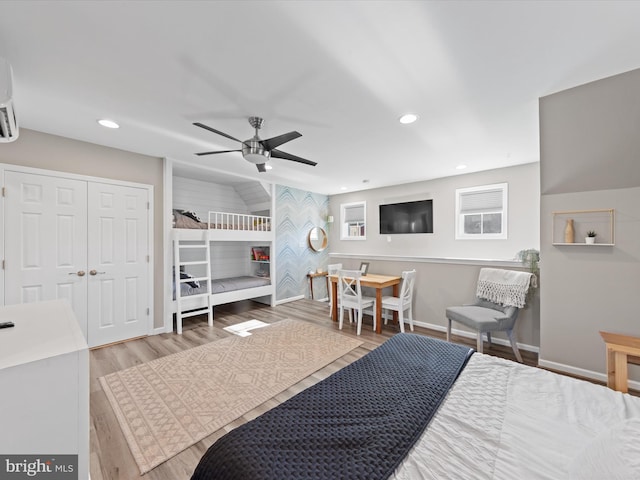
[446,268,537,363]
[446,298,522,362]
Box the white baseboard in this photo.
[275,295,305,305]
[538,358,640,391]
[415,320,540,354]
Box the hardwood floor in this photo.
[89,298,591,479]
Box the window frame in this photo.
[340,201,366,240]
[455,183,508,240]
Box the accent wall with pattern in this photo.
[275,185,330,302]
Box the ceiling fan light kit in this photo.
[194,116,317,172]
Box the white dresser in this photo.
[0,300,89,479]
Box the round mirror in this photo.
[308,227,328,252]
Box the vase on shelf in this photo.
[564,219,574,243]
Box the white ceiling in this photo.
[2,1,640,195]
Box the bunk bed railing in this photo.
[207,211,271,231]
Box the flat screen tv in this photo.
[379,199,433,234]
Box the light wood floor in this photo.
[89,298,597,480]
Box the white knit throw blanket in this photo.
[476,268,537,308]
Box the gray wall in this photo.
[328,163,541,349]
[329,162,540,260]
[0,128,165,329]
[334,256,540,349]
[539,68,640,384]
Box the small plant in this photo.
[515,248,540,276]
[587,230,597,237]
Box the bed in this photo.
[191,333,640,480]
[172,209,275,332]
[175,275,272,303]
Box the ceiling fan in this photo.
[194,116,317,172]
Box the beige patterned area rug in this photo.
[99,319,362,474]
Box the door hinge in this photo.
[1,187,5,197]
[146,307,150,316]
[147,202,150,210]
[146,255,150,263]
[1,260,4,270]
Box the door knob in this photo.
[89,269,106,276]
[69,270,86,277]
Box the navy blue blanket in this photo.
[191,333,473,480]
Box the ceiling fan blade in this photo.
[271,149,317,167]
[256,163,267,173]
[193,122,243,143]
[195,149,242,156]
[260,131,302,151]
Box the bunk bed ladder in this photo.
[174,239,213,334]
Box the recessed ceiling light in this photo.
[97,119,120,129]
[456,164,467,170]
[340,186,347,191]
[265,164,273,170]
[399,113,418,124]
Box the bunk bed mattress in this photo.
[210,276,270,294]
[192,338,640,480]
[177,276,270,298]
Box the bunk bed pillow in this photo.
[172,266,201,289]
[173,209,207,229]
[180,271,200,289]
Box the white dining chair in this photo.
[338,269,377,335]
[327,263,343,317]
[381,269,416,333]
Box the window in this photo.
[340,201,366,240]
[455,183,508,239]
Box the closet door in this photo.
[87,182,149,347]
[4,171,89,338]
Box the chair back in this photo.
[338,269,364,309]
[327,263,343,275]
[327,263,343,302]
[399,269,416,306]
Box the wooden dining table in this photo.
[328,273,401,334]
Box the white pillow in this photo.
[568,417,640,480]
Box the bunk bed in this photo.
[172,209,274,333]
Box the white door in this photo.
[87,182,149,346]
[4,170,151,347]
[4,171,89,338]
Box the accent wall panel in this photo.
[275,185,329,301]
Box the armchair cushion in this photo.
[445,305,515,332]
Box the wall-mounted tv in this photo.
[379,199,433,234]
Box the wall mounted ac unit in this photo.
[0,58,19,143]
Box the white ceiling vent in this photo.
[0,58,19,143]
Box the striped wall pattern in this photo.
[275,185,330,302]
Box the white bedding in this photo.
[392,353,640,479]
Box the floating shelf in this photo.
[552,209,614,246]
[553,243,614,247]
